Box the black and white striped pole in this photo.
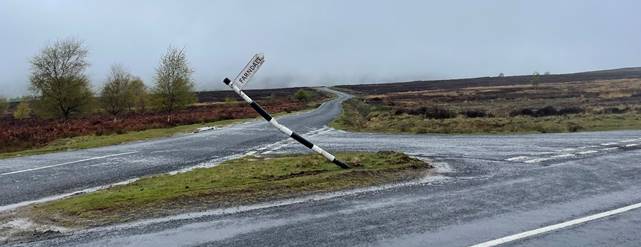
[223,54,350,169]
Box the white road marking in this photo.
[577,150,598,155]
[620,139,637,143]
[0,151,138,176]
[601,147,619,151]
[469,201,641,247]
[506,156,529,162]
[524,157,553,164]
[550,153,574,159]
[600,142,618,146]
[625,143,639,147]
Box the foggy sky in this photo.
[1,0,641,98]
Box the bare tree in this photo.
[30,39,94,119]
[127,77,149,112]
[100,65,133,116]
[294,89,312,102]
[151,47,195,112]
[531,71,541,88]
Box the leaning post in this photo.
[222,54,350,169]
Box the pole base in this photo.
[332,159,351,169]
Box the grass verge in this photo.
[25,151,431,227]
[332,98,641,134]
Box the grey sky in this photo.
[1,0,640,97]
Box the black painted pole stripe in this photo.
[291,133,314,149]
[249,102,272,121]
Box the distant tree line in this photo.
[0,38,196,120]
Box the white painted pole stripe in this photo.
[469,201,641,247]
[269,118,293,136]
[312,145,336,161]
[232,85,253,103]
[0,151,138,176]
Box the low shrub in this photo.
[461,109,492,118]
[510,106,584,117]
[393,106,456,119]
[601,107,628,114]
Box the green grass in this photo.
[0,118,247,159]
[332,98,641,134]
[27,151,431,227]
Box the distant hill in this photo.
[335,67,641,95]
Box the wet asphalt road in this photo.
[3,89,641,246]
[0,88,349,207]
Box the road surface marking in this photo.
[524,157,553,164]
[600,147,618,151]
[600,142,618,146]
[625,143,639,147]
[469,201,641,247]
[620,139,637,143]
[506,156,529,161]
[550,154,574,159]
[577,150,598,155]
[0,151,138,176]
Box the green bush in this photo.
[13,101,31,119]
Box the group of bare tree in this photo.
[18,38,196,120]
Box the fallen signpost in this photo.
[222,54,350,169]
